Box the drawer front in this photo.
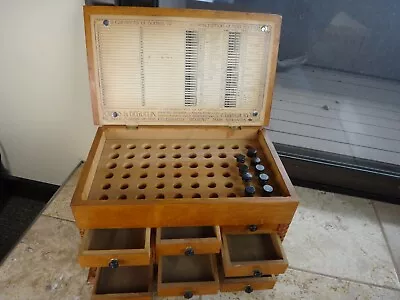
[221,232,288,277]
[79,228,151,268]
[222,223,278,234]
[92,265,153,300]
[157,255,219,297]
[156,226,221,256]
[219,274,276,293]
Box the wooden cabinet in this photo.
[71,6,298,299]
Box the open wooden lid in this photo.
[84,6,281,127]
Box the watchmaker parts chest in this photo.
[71,6,299,299]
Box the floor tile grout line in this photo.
[288,267,400,292]
[41,214,75,223]
[371,201,400,283]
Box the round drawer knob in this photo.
[184,247,195,256]
[108,258,119,269]
[244,285,253,294]
[184,291,194,299]
[253,270,262,277]
[248,224,258,232]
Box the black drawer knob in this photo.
[184,247,195,256]
[184,291,194,299]
[248,224,258,232]
[253,270,262,277]
[108,258,119,269]
[244,285,253,294]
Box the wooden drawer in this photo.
[156,226,221,256]
[79,228,151,268]
[157,255,219,298]
[222,224,278,234]
[92,265,153,300]
[221,232,287,277]
[219,266,276,293]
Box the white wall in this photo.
[0,1,96,184]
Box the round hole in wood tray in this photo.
[208,182,216,188]
[223,172,231,177]
[118,195,127,200]
[102,183,111,190]
[217,145,225,149]
[158,144,167,149]
[124,163,133,169]
[192,193,201,198]
[191,183,200,188]
[107,162,117,169]
[203,144,211,149]
[174,183,182,189]
[127,144,136,149]
[142,153,151,159]
[188,153,197,159]
[204,153,212,158]
[109,153,119,159]
[232,145,239,149]
[157,172,165,178]
[173,153,181,159]
[105,173,114,179]
[140,173,148,178]
[158,163,166,169]
[209,193,218,198]
[188,144,196,149]
[207,172,215,177]
[157,153,166,159]
[174,193,183,198]
[225,182,233,188]
[190,162,198,168]
[137,194,146,200]
[157,183,165,189]
[221,162,229,168]
[126,153,135,159]
[218,153,227,158]
[99,194,108,200]
[122,173,130,179]
[143,144,151,149]
[112,144,121,150]
[190,172,199,178]
[205,163,214,168]
[138,183,147,189]
[173,162,182,168]
[173,144,182,149]
[120,184,129,190]
[227,193,236,197]
[156,194,165,199]
[174,173,182,178]
[141,163,150,169]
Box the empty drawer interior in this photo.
[88,228,146,250]
[227,234,282,262]
[95,266,150,294]
[160,226,216,240]
[161,255,214,283]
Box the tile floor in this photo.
[0,166,399,300]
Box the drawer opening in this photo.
[95,266,150,294]
[161,255,214,283]
[88,228,146,250]
[227,234,282,262]
[160,226,216,239]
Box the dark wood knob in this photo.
[184,247,195,256]
[108,258,119,269]
[184,291,194,299]
[253,270,262,277]
[248,224,258,232]
[244,285,253,293]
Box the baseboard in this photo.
[275,143,400,204]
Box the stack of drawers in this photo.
[78,225,287,298]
